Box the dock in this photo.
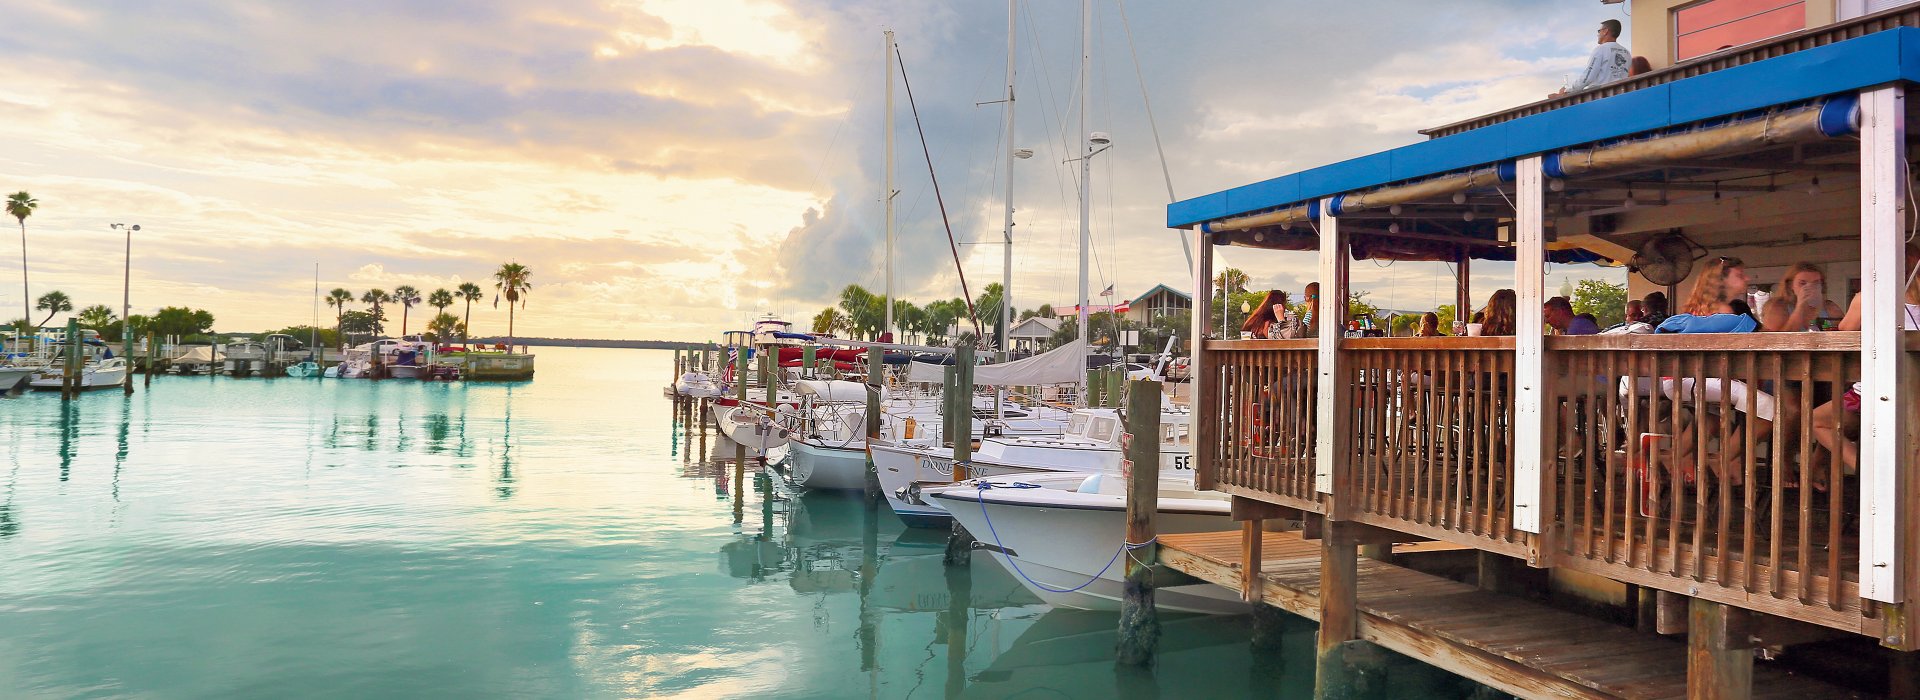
[1158,531,1863,699]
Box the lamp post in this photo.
[111,223,138,395]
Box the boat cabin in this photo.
[1173,10,1920,660]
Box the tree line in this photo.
[323,262,532,349]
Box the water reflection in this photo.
[57,399,78,482]
[495,388,515,499]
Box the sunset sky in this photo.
[0,1,1625,341]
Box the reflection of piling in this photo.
[143,331,155,388]
[1116,379,1161,666]
[942,540,972,699]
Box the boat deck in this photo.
[1156,531,1867,699]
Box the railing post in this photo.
[1314,198,1349,509]
[1189,225,1216,490]
[1513,154,1554,561]
[1859,85,1911,619]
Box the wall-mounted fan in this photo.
[1629,232,1707,286]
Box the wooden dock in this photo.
[1157,531,1867,700]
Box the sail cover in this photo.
[906,340,1086,386]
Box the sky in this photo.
[0,0,1632,341]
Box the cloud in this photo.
[0,0,1631,339]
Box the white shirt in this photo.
[1570,41,1631,92]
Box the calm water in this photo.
[0,347,1481,699]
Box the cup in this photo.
[1465,323,1484,337]
[1239,331,1254,340]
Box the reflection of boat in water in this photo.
[870,546,1039,613]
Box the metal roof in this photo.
[1168,27,1920,229]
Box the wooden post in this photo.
[144,331,155,387]
[863,342,884,504]
[1316,519,1364,699]
[63,319,80,399]
[954,345,974,464]
[1190,225,1216,491]
[1116,378,1161,666]
[122,320,134,396]
[1514,154,1552,557]
[802,345,816,376]
[942,363,958,448]
[1242,519,1265,603]
[733,345,747,524]
[1686,598,1754,699]
[758,351,775,462]
[1107,369,1124,409]
[1859,84,1912,610]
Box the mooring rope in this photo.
[970,480,1151,594]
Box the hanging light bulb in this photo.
[1253,231,1265,242]
[1389,204,1403,216]
[1462,210,1476,222]
[1623,187,1637,209]
[1549,178,1566,192]
[1807,176,1822,195]
[1388,222,1402,234]
[1452,192,1468,205]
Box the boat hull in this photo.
[29,364,128,391]
[712,402,788,457]
[929,482,1240,614]
[787,440,870,491]
[872,441,960,528]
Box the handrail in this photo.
[1345,337,1515,350]
[1202,338,1317,351]
[1550,332,1861,352]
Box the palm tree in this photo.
[428,288,453,316]
[326,288,353,349]
[35,290,71,328]
[75,304,117,336]
[492,263,532,351]
[391,285,422,336]
[456,282,483,345]
[810,307,846,335]
[425,312,463,343]
[6,192,35,324]
[360,289,390,336]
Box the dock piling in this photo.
[953,345,973,465]
[862,343,884,504]
[1115,378,1160,667]
[144,331,155,388]
[732,345,747,524]
[1315,520,1377,700]
[62,319,80,399]
[1687,598,1754,699]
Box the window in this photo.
[1839,0,1920,19]
[1673,0,1806,61]
[1067,414,1089,436]
[1087,418,1117,444]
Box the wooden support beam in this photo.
[1513,155,1549,545]
[1190,225,1216,491]
[1686,597,1754,700]
[1315,520,1364,699]
[1242,519,1264,603]
[1657,589,1690,636]
[1230,495,1301,522]
[1116,379,1162,666]
[1858,84,1912,611]
[1314,199,1348,502]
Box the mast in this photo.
[999,0,1017,364]
[883,30,897,342]
[312,263,319,358]
[1075,0,1092,361]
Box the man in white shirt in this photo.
[1553,19,1631,97]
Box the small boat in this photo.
[284,360,321,378]
[29,356,129,392]
[675,371,723,398]
[926,470,1240,614]
[0,366,33,395]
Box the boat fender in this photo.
[1077,473,1104,494]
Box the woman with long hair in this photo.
[1681,256,1751,316]
[1478,289,1516,336]
[1809,243,1920,486]
[1415,312,1444,338]
[1760,262,1844,331]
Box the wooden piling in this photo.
[1116,378,1160,667]
[733,344,747,524]
[1316,520,1364,700]
[122,322,134,396]
[62,319,80,399]
[757,351,775,463]
[1686,598,1754,699]
[802,345,816,376]
[144,331,155,387]
[953,345,974,464]
[1106,369,1124,408]
[942,363,958,448]
[862,343,884,504]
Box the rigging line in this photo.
[1022,0,1081,194]
[1112,0,1190,269]
[896,44,984,339]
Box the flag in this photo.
[1099,284,1115,297]
[1113,300,1131,314]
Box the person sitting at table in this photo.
[1759,262,1844,332]
[1642,291,1670,327]
[1239,289,1286,338]
[1544,296,1600,335]
[1656,256,1780,485]
[1808,243,1920,485]
[1272,282,1318,339]
[1477,289,1517,336]
[1414,312,1446,338]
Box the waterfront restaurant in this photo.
[1169,8,1920,697]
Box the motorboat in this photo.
[284,361,322,378]
[784,380,887,491]
[878,406,1190,528]
[675,371,724,398]
[872,397,1076,527]
[925,470,1239,614]
[29,356,129,392]
[0,366,33,394]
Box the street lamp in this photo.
[110,223,138,395]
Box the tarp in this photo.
[905,340,1087,386]
[173,345,221,363]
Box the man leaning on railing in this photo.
[1551,19,1631,98]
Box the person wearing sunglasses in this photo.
[1552,19,1631,97]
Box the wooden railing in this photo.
[1546,334,1868,632]
[1342,338,1528,555]
[1198,339,1319,511]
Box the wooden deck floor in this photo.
[1157,531,1869,700]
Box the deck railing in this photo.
[1342,338,1529,555]
[1546,334,1869,632]
[1198,339,1319,511]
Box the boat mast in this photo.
[1075,0,1092,393]
[883,30,897,343]
[312,263,319,359]
[999,0,1017,365]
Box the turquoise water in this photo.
[0,347,1480,698]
